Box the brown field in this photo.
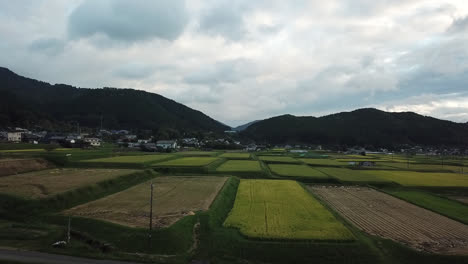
[0,158,53,177]
[0,168,138,199]
[65,176,227,228]
[310,186,468,255]
[448,196,468,205]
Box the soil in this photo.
[0,158,53,177]
[310,185,468,255]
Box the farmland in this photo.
[216,160,262,172]
[310,186,468,254]
[155,157,218,167]
[224,180,353,240]
[313,167,468,186]
[0,168,139,199]
[219,153,251,159]
[300,158,344,166]
[380,162,464,173]
[258,156,299,163]
[65,176,227,228]
[370,170,468,187]
[314,167,389,182]
[269,164,329,179]
[385,189,468,224]
[82,154,174,164]
[178,151,217,156]
[0,158,53,176]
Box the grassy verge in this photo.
[382,188,468,224]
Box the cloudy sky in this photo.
[1,0,468,126]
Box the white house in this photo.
[84,138,101,147]
[156,140,177,149]
[7,131,22,142]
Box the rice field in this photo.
[258,156,299,163]
[371,170,468,187]
[223,179,353,240]
[219,153,251,159]
[155,157,218,167]
[216,160,262,172]
[314,167,389,182]
[314,167,468,186]
[178,151,217,156]
[65,176,227,228]
[269,164,329,178]
[0,168,139,199]
[380,162,465,173]
[300,159,344,166]
[83,154,174,164]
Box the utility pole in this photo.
[67,216,71,244]
[148,181,154,249]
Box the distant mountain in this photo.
[242,108,468,147]
[232,120,260,131]
[0,67,229,134]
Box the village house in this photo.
[7,131,23,142]
[84,137,101,147]
[156,140,177,149]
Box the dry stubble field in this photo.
[310,186,468,255]
[65,176,227,228]
[0,168,138,199]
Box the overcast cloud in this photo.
[1,0,468,126]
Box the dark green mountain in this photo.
[0,67,229,133]
[242,108,468,147]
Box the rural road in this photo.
[0,248,141,264]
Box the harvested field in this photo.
[449,196,468,205]
[0,158,53,177]
[310,186,468,254]
[0,168,138,199]
[65,176,227,228]
[155,157,218,167]
[224,180,353,240]
[269,164,328,178]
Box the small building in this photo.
[156,140,177,149]
[84,138,101,147]
[359,161,376,167]
[245,144,257,151]
[7,131,23,142]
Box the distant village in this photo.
[1,127,466,156]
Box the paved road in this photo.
[0,248,141,264]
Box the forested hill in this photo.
[0,67,229,133]
[242,108,468,147]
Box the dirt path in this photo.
[0,248,142,264]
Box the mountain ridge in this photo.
[0,67,230,134]
[241,108,468,147]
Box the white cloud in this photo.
[1,0,468,126]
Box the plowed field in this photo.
[65,176,227,228]
[310,186,468,255]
